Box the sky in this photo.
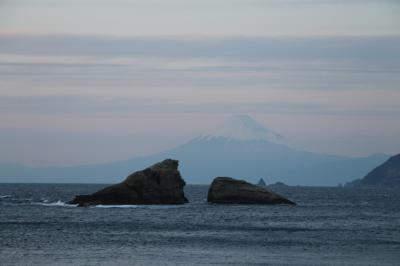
[0,0,399,166]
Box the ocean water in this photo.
[0,184,399,266]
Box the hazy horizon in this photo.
[1,0,399,167]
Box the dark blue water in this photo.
[1,184,399,266]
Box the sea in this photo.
[0,184,399,266]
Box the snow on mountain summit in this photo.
[202,115,286,143]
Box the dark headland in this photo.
[347,153,400,187]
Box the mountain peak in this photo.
[203,115,285,143]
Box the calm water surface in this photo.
[0,184,399,265]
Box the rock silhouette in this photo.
[207,177,295,205]
[257,178,267,187]
[69,159,188,206]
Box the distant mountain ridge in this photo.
[0,115,390,186]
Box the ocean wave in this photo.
[35,200,77,207]
[33,201,186,209]
[95,204,141,208]
[0,195,12,199]
[94,204,186,209]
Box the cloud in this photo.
[0,95,399,117]
[1,34,399,61]
[1,0,398,36]
[0,34,399,92]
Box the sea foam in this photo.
[35,200,77,207]
[94,204,186,209]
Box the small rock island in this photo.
[257,178,267,187]
[207,177,295,205]
[69,159,188,207]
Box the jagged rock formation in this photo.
[257,178,267,187]
[207,177,295,205]
[69,159,188,206]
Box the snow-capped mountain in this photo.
[201,115,285,144]
[0,115,390,186]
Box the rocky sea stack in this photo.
[69,159,188,206]
[257,178,267,187]
[207,177,295,205]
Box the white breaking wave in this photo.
[95,204,140,208]
[94,204,186,209]
[33,201,187,209]
[35,200,77,207]
[0,195,12,199]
